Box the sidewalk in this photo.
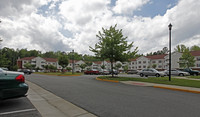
[27,81,96,117]
[120,81,200,94]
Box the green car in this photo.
[0,68,29,100]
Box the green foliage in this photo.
[174,44,187,52]
[146,47,168,56]
[79,64,87,71]
[58,55,69,71]
[152,64,157,69]
[90,24,138,76]
[101,65,105,69]
[179,48,195,68]
[66,67,72,71]
[24,63,32,69]
[115,63,122,70]
[123,65,128,72]
[190,45,200,51]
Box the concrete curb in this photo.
[96,77,119,83]
[153,85,200,94]
[26,81,96,117]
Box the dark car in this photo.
[19,69,32,75]
[0,68,29,100]
[182,68,199,76]
[84,69,100,75]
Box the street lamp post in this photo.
[72,49,74,74]
[168,23,172,81]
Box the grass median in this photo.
[98,76,200,88]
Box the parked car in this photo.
[84,69,100,75]
[0,68,29,100]
[137,68,165,77]
[164,69,190,76]
[127,70,138,74]
[99,69,110,75]
[109,69,118,75]
[181,68,199,76]
[19,69,32,75]
[0,67,8,71]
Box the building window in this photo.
[143,66,146,68]
[138,61,141,64]
[159,60,162,63]
[143,61,146,64]
[197,57,200,61]
[158,66,162,68]
[138,66,141,68]
[152,61,156,63]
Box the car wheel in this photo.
[194,73,198,76]
[179,73,184,76]
[155,74,160,77]
[140,73,144,77]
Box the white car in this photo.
[137,68,166,77]
[164,69,190,76]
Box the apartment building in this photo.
[129,54,166,70]
[17,57,59,69]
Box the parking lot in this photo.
[0,97,41,117]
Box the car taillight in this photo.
[15,74,25,83]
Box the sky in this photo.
[0,0,200,55]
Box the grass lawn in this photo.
[98,76,200,88]
[187,76,200,79]
[34,72,83,76]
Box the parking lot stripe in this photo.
[0,108,36,115]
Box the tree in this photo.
[123,65,128,73]
[174,44,187,52]
[58,55,69,73]
[115,63,122,71]
[179,48,195,68]
[101,65,105,69]
[190,45,200,51]
[66,67,72,72]
[79,64,87,72]
[24,63,32,69]
[90,24,138,77]
[152,64,157,69]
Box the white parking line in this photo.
[0,108,36,115]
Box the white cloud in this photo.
[113,0,150,15]
[0,0,200,56]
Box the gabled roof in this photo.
[129,58,137,61]
[93,61,102,64]
[145,54,167,60]
[18,57,58,62]
[44,58,57,62]
[190,50,200,56]
[18,57,36,61]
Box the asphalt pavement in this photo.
[0,97,41,117]
[26,74,200,117]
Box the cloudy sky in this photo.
[0,0,200,55]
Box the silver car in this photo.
[164,69,190,76]
[137,68,165,77]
